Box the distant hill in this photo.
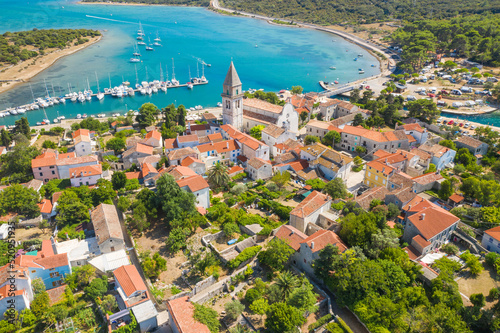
[219,0,500,25]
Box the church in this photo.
[221,62,299,135]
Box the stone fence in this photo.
[17,216,43,227]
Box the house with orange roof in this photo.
[165,165,198,181]
[69,164,103,187]
[180,156,206,175]
[73,128,92,157]
[113,265,149,308]
[0,284,31,319]
[273,138,303,156]
[220,124,270,161]
[364,160,396,188]
[175,134,199,149]
[402,204,460,257]
[122,143,154,170]
[396,123,429,144]
[32,150,100,183]
[195,139,241,166]
[300,143,353,181]
[143,130,163,148]
[164,138,178,153]
[305,119,340,140]
[187,123,212,137]
[167,147,198,166]
[339,125,409,155]
[418,143,456,171]
[15,240,71,289]
[482,226,500,254]
[242,97,299,134]
[176,175,210,209]
[0,264,33,305]
[261,124,296,155]
[0,146,6,155]
[139,163,158,187]
[228,165,244,178]
[38,198,53,219]
[167,296,211,333]
[247,157,272,180]
[290,191,332,233]
[296,229,347,275]
[318,98,342,121]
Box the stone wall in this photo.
[17,216,43,227]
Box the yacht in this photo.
[329,66,336,70]
[217,102,222,107]
[187,82,193,89]
[137,35,143,41]
[138,41,146,45]
[9,109,17,115]
[59,97,66,103]
[153,42,161,47]
[154,31,161,42]
[130,58,140,63]
[359,69,365,74]
[82,114,88,119]
[146,37,154,51]
[17,107,26,114]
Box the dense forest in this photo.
[0,28,100,65]
[391,14,500,70]
[220,0,500,25]
[81,0,210,6]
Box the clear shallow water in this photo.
[0,0,380,125]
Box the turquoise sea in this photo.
[0,0,382,125]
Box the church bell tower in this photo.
[221,61,244,131]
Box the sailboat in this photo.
[187,66,193,89]
[133,43,141,57]
[95,72,104,100]
[154,31,161,42]
[171,58,179,86]
[137,22,144,36]
[146,37,154,51]
[201,63,208,83]
[42,107,50,124]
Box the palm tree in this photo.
[230,324,251,333]
[207,162,229,189]
[275,271,299,301]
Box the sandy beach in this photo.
[0,35,102,95]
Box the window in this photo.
[304,259,307,263]
[111,247,115,252]
[383,179,386,184]
[52,171,55,175]
[38,167,41,170]
[236,89,239,95]
[490,237,494,243]
[39,172,43,176]
[49,166,54,169]
[375,175,378,181]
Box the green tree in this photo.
[166,227,188,253]
[275,271,300,301]
[300,111,309,122]
[14,117,30,139]
[141,252,167,279]
[156,174,196,222]
[425,163,437,174]
[322,130,341,146]
[460,250,484,276]
[0,129,11,147]
[65,264,95,290]
[257,238,295,271]
[106,137,126,153]
[250,298,269,316]
[324,178,348,199]
[439,140,457,150]
[101,294,118,313]
[225,300,245,321]
[353,113,365,126]
[250,124,265,140]
[339,212,379,248]
[55,191,90,226]
[30,291,49,317]
[193,304,220,333]
[207,162,229,189]
[291,86,303,94]
[456,148,475,167]
[439,180,454,200]
[137,102,160,127]
[91,179,116,206]
[42,140,56,149]
[223,222,239,238]
[350,89,360,104]
[271,171,290,190]
[32,277,46,295]
[266,302,306,333]
[305,178,326,191]
[83,276,108,300]
[111,171,127,190]
[304,135,320,145]
[0,184,40,218]
[0,141,40,183]
[407,99,440,123]
[313,244,341,281]
[470,293,485,308]
[287,278,318,313]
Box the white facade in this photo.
[70,173,102,187]
[75,140,92,157]
[193,187,210,209]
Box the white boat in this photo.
[329,66,336,70]
[53,118,59,123]
[82,114,87,119]
[59,97,66,103]
[153,42,161,46]
[77,114,82,119]
[154,31,161,42]
[187,82,193,89]
[17,107,26,114]
[217,102,222,107]
[113,113,120,117]
[146,38,153,51]
[138,41,146,45]
[130,58,140,63]
[9,109,17,115]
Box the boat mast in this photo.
[95,72,100,93]
[166,64,169,82]
[146,67,149,82]
[44,79,50,98]
[188,66,191,80]
[160,62,164,82]
[29,83,35,102]
[135,65,139,86]
[51,83,56,97]
[172,58,176,80]
[108,73,112,89]
[197,62,200,78]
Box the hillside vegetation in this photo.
[0,28,100,65]
[220,0,500,25]
[392,14,500,70]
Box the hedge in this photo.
[228,245,261,269]
[337,317,354,333]
[308,314,332,331]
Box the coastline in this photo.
[77,1,199,7]
[0,35,102,95]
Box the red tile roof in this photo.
[0,285,25,299]
[401,123,425,133]
[301,229,347,253]
[145,130,162,141]
[168,147,197,161]
[140,163,158,178]
[412,234,431,248]
[69,164,103,179]
[92,204,124,245]
[135,143,154,155]
[243,98,283,113]
[167,296,211,333]
[38,199,53,214]
[126,171,140,180]
[275,225,307,251]
[449,193,464,203]
[168,166,197,180]
[181,156,203,167]
[290,191,330,218]
[411,172,444,185]
[208,133,223,142]
[47,285,67,305]
[113,265,147,297]
[288,159,309,172]
[72,129,90,138]
[407,207,459,240]
[164,139,178,150]
[366,160,395,176]
[177,175,209,192]
[485,226,500,242]
[228,165,244,176]
[177,134,199,143]
[247,157,271,170]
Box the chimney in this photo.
[291,230,294,235]
[311,242,314,249]
[226,142,229,149]
[421,213,425,220]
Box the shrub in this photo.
[470,293,485,307]
[171,286,182,295]
[308,314,332,331]
[460,250,484,276]
[489,288,500,300]
[325,322,344,333]
[228,246,261,269]
[441,243,458,255]
[485,252,500,266]
[245,288,261,304]
[337,317,354,333]
[193,304,220,333]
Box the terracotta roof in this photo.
[38,199,53,214]
[197,206,207,215]
[243,110,274,125]
[455,136,484,149]
[0,285,25,299]
[221,124,264,151]
[411,148,432,160]
[373,149,391,159]
[167,296,211,333]
[177,175,209,192]
[145,130,162,141]
[337,100,357,110]
[189,124,211,132]
[208,133,223,142]
[388,172,414,189]
[243,98,283,114]
[407,135,416,143]
[202,113,217,121]
[228,165,244,175]
[275,225,307,251]
[181,156,203,167]
[74,134,91,144]
[412,234,431,248]
[342,125,408,143]
[300,143,328,157]
[57,152,76,159]
[56,155,99,166]
[307,119,335,131]
[177,134,199,143]
[164,139,178,150]
[291,191,330,218]
[69,164,102,178]
[52,191,63,204]
[366,160,395,176]
[320,98,342,107]
[288,160,309,172]
[262,124,285,138]
[113,265,147,297]
[401,123,425,133]
[485,226,500,242]
[92,204,124,245]
[247,157,271,170]
[137,155,161,167]
[355,186,389,211]
[449,193,464,203]
[126,171,140,180]
[404,245,421,260]
[33,253,68,270]
[168,147,197,161]
[296,168,322,181]
[274,139,303,153]
[47,285,67,305]
[140,163,158,178]
[197,140,239,154]
[0,147,5,154]
[407,206,459,240]
[168,166,197,180]
[301,229,347,253]
[418,143,452,158]
[31,154,57,168]
[411,172,444,185]
[389,186,417,203]
[72,129,90,138]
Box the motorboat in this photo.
[130,58,140,63]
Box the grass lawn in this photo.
[457,265,500,309]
